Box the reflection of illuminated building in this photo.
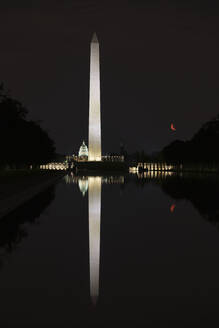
[88,177,101,304]
[66,174,103,303]
[101,176,124,184]
[137,171,174,179]
[66,174,125,304]
[78,178,89,196]
[64,173,124,187]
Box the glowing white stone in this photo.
[88,177,101,304]
[78,141,89,158]
[88,33,102,161]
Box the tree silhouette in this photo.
[0,83,55,168]
[162,116,219,164]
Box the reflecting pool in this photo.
[0,173,219,327]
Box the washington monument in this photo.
[88,33,102,161]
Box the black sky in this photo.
[1,0,219,154]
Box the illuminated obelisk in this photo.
[88,33,102,161]
[88,177,101,305]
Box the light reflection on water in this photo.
[66,174,125,304]
[0,173,219,326]
[88,177,101,305]
[65,172,219,308]
[66,172,219,307]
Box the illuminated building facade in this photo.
[88,33,102,161]
[78,141,88,161]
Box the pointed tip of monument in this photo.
[91,32,98,43]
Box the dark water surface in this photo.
[0,174,219,327]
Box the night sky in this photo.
[0,0,219,155]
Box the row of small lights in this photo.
[40,163,68,170]
[129,164,174,173]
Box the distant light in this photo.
[171,123,176,131]
[170,204,176,213]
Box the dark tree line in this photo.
[0,83,56,168]
[161,115,219,164]
[119,143,150,163]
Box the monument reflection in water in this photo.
[66,171,219,307]
[88,177,101,305]
[65,174,124,305]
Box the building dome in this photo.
[78,141,89,158]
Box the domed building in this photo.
[78,141,89,161]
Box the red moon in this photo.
[171,123,176,131]
[170,204,176,213]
